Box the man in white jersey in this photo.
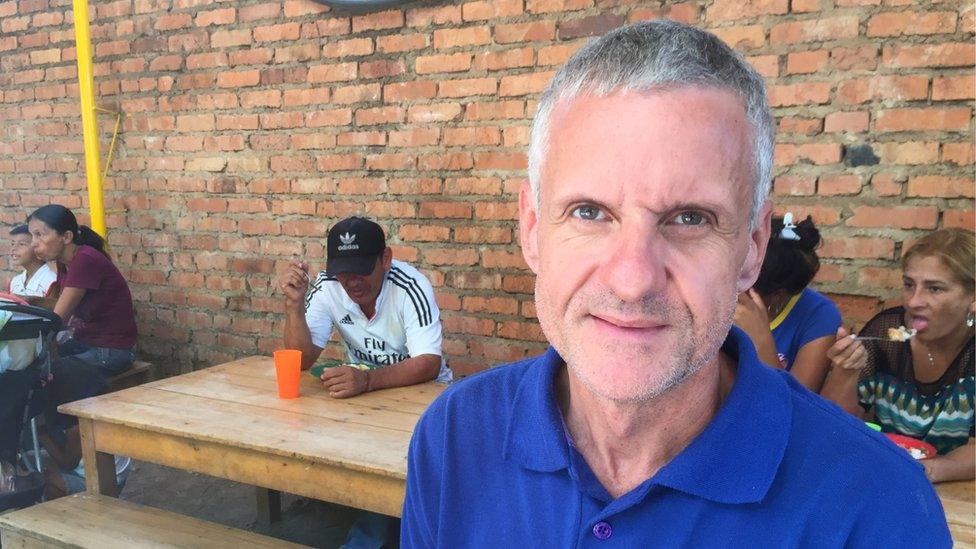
[278,216,450,400]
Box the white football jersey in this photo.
[304,259,451,382]
[9,262,57,297]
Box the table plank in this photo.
[64,386,416,476]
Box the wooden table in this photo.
[59,355,446,517]
[936,480,975,548]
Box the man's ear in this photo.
[518,181,540,274]
[736,201,772,293]
[381,247,393,270]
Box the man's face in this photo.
[520,88,770,403]
[335,248,393,311]
[9,234,36,269]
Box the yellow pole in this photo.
[72,0,107,238]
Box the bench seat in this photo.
[104,360,153,393]
[0,493,305,548]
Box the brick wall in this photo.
[0,0,972,376]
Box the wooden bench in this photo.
[0,492,306,548]
[104,360,153,393]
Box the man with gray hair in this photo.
[402,20,949,546]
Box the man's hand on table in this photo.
[321,365,370,398]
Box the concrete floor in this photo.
[120,460,365,548]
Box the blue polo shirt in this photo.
[402,328,950,548]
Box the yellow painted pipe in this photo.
[71,0,107,238]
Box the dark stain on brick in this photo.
[845,144,880,167]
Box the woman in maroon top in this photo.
[27,204,137,497]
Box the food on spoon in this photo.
[886,326,916,342]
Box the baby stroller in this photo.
[0,292,61,511]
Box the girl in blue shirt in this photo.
[734,214,841,392]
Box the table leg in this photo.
[255,487,282,525]
[78,417,119,497]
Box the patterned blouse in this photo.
[857,307,975,455]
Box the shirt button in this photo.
[592,521,612,540]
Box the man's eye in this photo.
[671,212,707,226]
[571,205,605,221]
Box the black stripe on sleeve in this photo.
[388,267,433,326]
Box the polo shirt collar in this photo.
[503,327,791,504]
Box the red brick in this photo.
[907,176,974,198]
[377,34,428,53]
[820,237,893,261]
[818,174,862,196]
[773,175,816,196]
[474,151,527,170]
[240,90,281,108]
[867,11,957,37]
[399,224,451,242]
[537,42,585,66]
[434,27,491,49]
[322,38,374,58]
[254,23,300,43]
[768,82,832,107]
[176,113,215,132]
[558,13,625,40]
[274,44,320,63]
[494,21,555,43]
[883,43,975,68]
[216,69,259,88]
[239,2,280,22]
[774,143,842,166]
[186,52,228,70]
[944,210,975,230]
[746,55,779,78]
[388,128,440,147]
[211,29,251,48]
[195,7,235,27]
[830,46,879,71]
[942,142,974,166]
[155,13,191,31]
[416,53,472,74]
[355,106,404,125]
[411,103,464,123]
[419,201,472,219]
[425,247,479,266]
[462,0,523,21]
[876,107,971,132]
[481,248,527,268]
[933,75,975,101]
[29,48,60,64]
[439,77,497,98]
[307,62,357,83]
[306,108,353,127]
[707,0,788,21]
[450,272,502,290]
[359,59,405,79]
[282,87,331,106]
[443,127,501,147]
[352,9,404,32]
[388,178,442,194]
[229,48,273,66]
[500,71,555,97]
[770,16,859,45]
[462,296,518,315]
[847,206,938,229]
[526,0,592,14]
[836,75,928,104]
[331,83,380,104]
[712,26,777,51]
[876,142,939,165]
[824,111,869,133]
[406,4,462,27]
[454,225,511,242]
[786,50,829,74]
[384,81,437,102]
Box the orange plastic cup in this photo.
[273,349,302,399]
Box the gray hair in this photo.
[528,20,774,230]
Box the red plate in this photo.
[885,433,937,460]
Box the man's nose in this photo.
[598,222,667,302]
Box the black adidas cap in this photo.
[326,216,386,277]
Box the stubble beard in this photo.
[536,281,738,405]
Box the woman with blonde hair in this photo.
[823,228,974,483]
